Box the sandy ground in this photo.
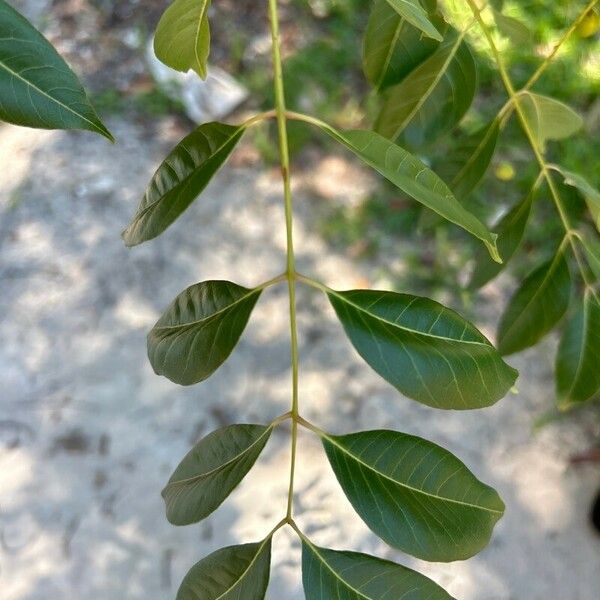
[1,117,599,600]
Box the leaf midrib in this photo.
[324,434,503,515]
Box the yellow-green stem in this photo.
[267,0,299,521]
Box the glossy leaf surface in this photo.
[384,0,443,41]
[375,33,476,146]
[302,541,454,599]
[363,0,442,90]
[322,430,504,561]
[327,289,517,409]
[498,251,571,355]
[317,125,500,261]
[122,122,245,246]
[556,292,600,407]
[0,0,111,138]
[154,0,211,78]
[177,540,271,599]
[148,280,261,385]
[163,424,272,525]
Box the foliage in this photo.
[2,0,598,597]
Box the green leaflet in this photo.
[492,10,532,45]
[314,125,500,261]
[154,0,212,79]
[301,541,455,599]
[327,289,517,409]
[375,32,477,147]
[469,185,535,289]
[363,0,442,91]
[163,424,272,525]
[579,233,600,281]
[0,0,111,139]
[497,250,572,356]
[384,0,443,41]
[556,291,600,408]
[322,430,505,562]
[517,92,583,152]
[435,119,500,199]
[148,280,262,386]
[177,539,272,600]
[122,122,245,246]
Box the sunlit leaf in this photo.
[122,122,245,246]
[177,539,271,599]
[556,291,600,408]
[148,280,261,385]
[384,0,443,41]
[375,32,477,147]
[435,119,500,199]
[0,0,112,139]
[154,0,211,79]
[518,92,583,152]
[313,125,500,261]
[301,540,455,599]
[469,185,535,289]
[363,0,442,91]
[163,424,272,525]
[322,429,504,561]
[327,288,517,409]
[493,10,531,45]
[498,250,572,355]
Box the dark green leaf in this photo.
[493,10,531,45]
[469,185,535,289]
[384,0,443,41]
[154,0,211,79]
[122,122,245,246]
[579,233,600,281]
[556,291,600,408]
[322,430,504,561]
[315,125,500,261]
[363,0,442,91]
[148,280,261,385]
[435,119,500,199]
[497,251,572,355]
[301,541,455,599]
[177,539,271,600]
[327,289,517,409]
[163,424,272,525]
[375,33,476,147]
[0,0,111,139]
[551,165,600,232]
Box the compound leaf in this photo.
[327,288,517,409]
[322,430,504,561]
[363,0,442,91]
[154,0,211,79]
[497,250,571,355]
[375,32,476,146]
[177,540,272,600]
[0,0,111,138]
[122,122,245,246]
[384,0,443,41]
[148,280,261,385]
[315,125,500,261]
[163,424,272,526]
[301,541,455,599]
[556,291,600,408]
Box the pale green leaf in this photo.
[163,424,272,525]
[556,291,600,408]
[148,280,261,386]
[122,122,245,246]
[154,0,211,78]
[498,250,572,355]
[375,32,477,147]
[177,540,271,599]
[493,10,532,45]
[0,0,112,139]
[327,289,517,409]
[384,0,443,41]
[322,430,505,561]
[301,541,455,599]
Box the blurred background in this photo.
[1,0,599,598]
